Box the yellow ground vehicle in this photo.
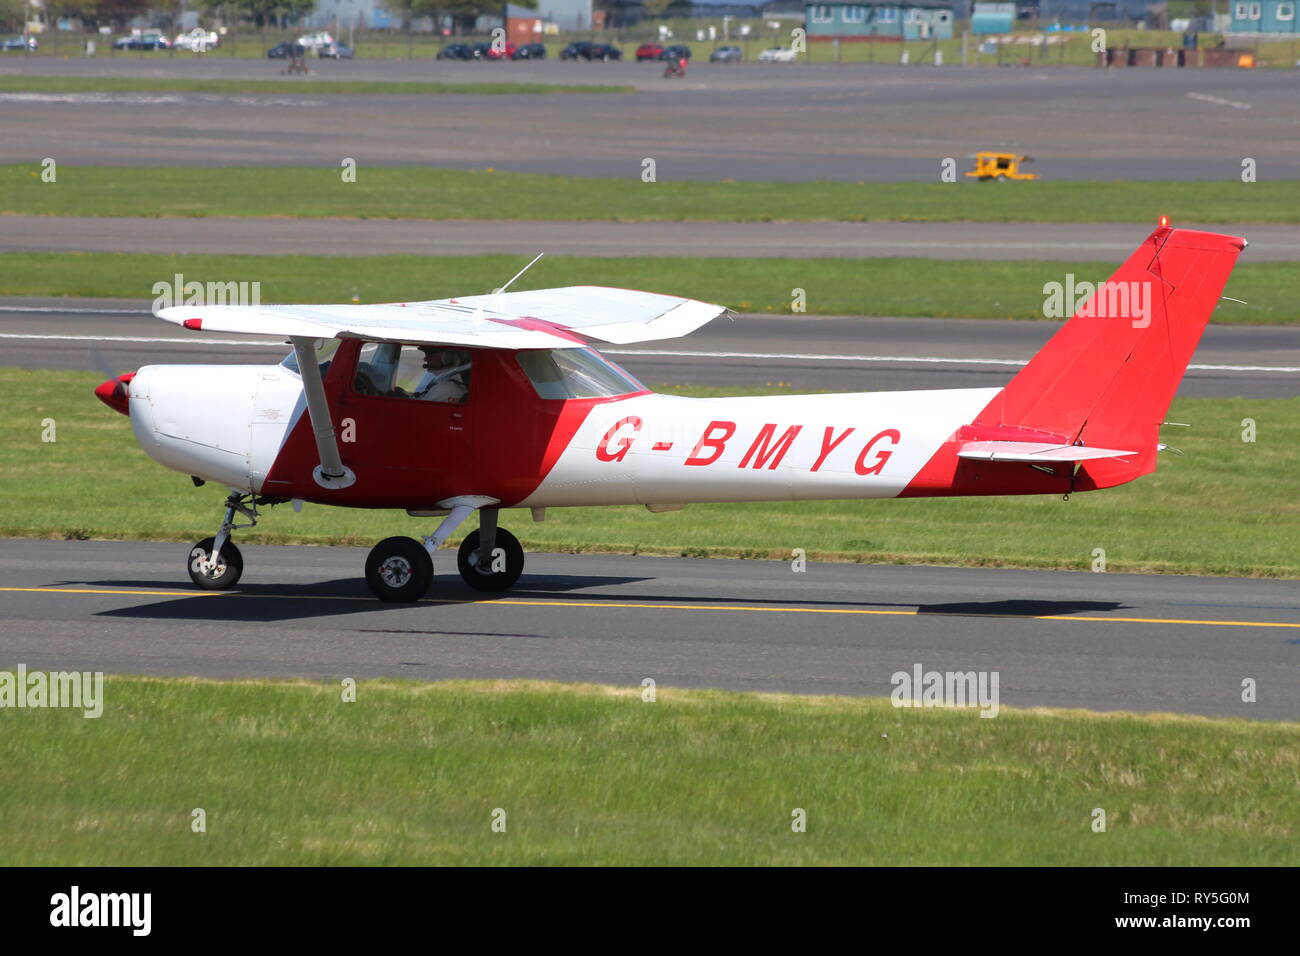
[965,152,1037,182]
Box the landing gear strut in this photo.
[456,506,525,592]
[458,526,524,591]
[188,492,256,590]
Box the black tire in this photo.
[457,527,524,592]
[365,536,433,602]
[187,537,243,590]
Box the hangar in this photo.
[804,1,957,39]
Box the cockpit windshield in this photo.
[515,348,646,400]
[279,339,341,375]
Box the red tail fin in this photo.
[972,225,1246,488]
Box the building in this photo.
[1024,0,1152,22]
[307,0,394,31]
[534,0,595,30]
[505,2,547,43]
[601,1,788,27]
[304,0,592,33]
[1228,0,1298,33]
[804,2,956,39]
[971,1,1015,32]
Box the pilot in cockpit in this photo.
[414,347,470,404]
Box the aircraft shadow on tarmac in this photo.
[70,576,1129,625]
[75,575,651,624]
[916,600,1125,618]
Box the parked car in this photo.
[485,41,517,60]
[296,31,334,51]
[1,36,37,51]
[658,44,691,61]
[635,42,664,61]
[511,42,546,60]
[561,41,620,61]
[174,28,219,52]
[710,45,742,63]
[470,42,493,59]
[115,33,170,50]
[267,41,306,59]
[758,46,797,62]
[318,41,353,59]
[436,43,474,60]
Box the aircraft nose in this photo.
[94,372,135,416]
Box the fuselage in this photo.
[119,338,1087,509]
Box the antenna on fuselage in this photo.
[474,252,544,329]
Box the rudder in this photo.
[971,225,1246,489]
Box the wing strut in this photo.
[291,336,356,490]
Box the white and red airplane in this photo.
[94,224,1244,601]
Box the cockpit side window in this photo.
[352,343,471,404]
[515,348,646,400]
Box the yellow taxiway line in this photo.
[2,585,1298,630]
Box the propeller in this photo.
[89,344,134,416]
[88,343,120,381]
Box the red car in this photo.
[635,42,664,61]
[486,41,518,60]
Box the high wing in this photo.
[157,286,730,349]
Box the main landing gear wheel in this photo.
[366,536,433,602]
[457,527,524,592]
[188,537,243,590]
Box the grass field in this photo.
[4,164,1298,224]
[3,372,1296,578]
[0,76,633,95]
[1,676,1295,865]
[0,250,1286,323]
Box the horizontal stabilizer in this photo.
[956,441,1139,463]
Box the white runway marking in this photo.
[0,92,325,107]
[0,333,282,346]
[0,305,151,315]
[2,333,1295,374]
[1187,92,1252,110]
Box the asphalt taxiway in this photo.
[0,540,1295,720]
[4,61,1300,180]
[6,217,1300,261]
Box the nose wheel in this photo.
[187,537,244,590]
[187,491,258,591]
[365,536,434,602]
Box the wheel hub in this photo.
[191,549,226,578]
[379,556,413,588]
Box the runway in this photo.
[3,297,1297,396]
[7,216,1300,260]
[1,540,1295,720]
[4,61,1300,180]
